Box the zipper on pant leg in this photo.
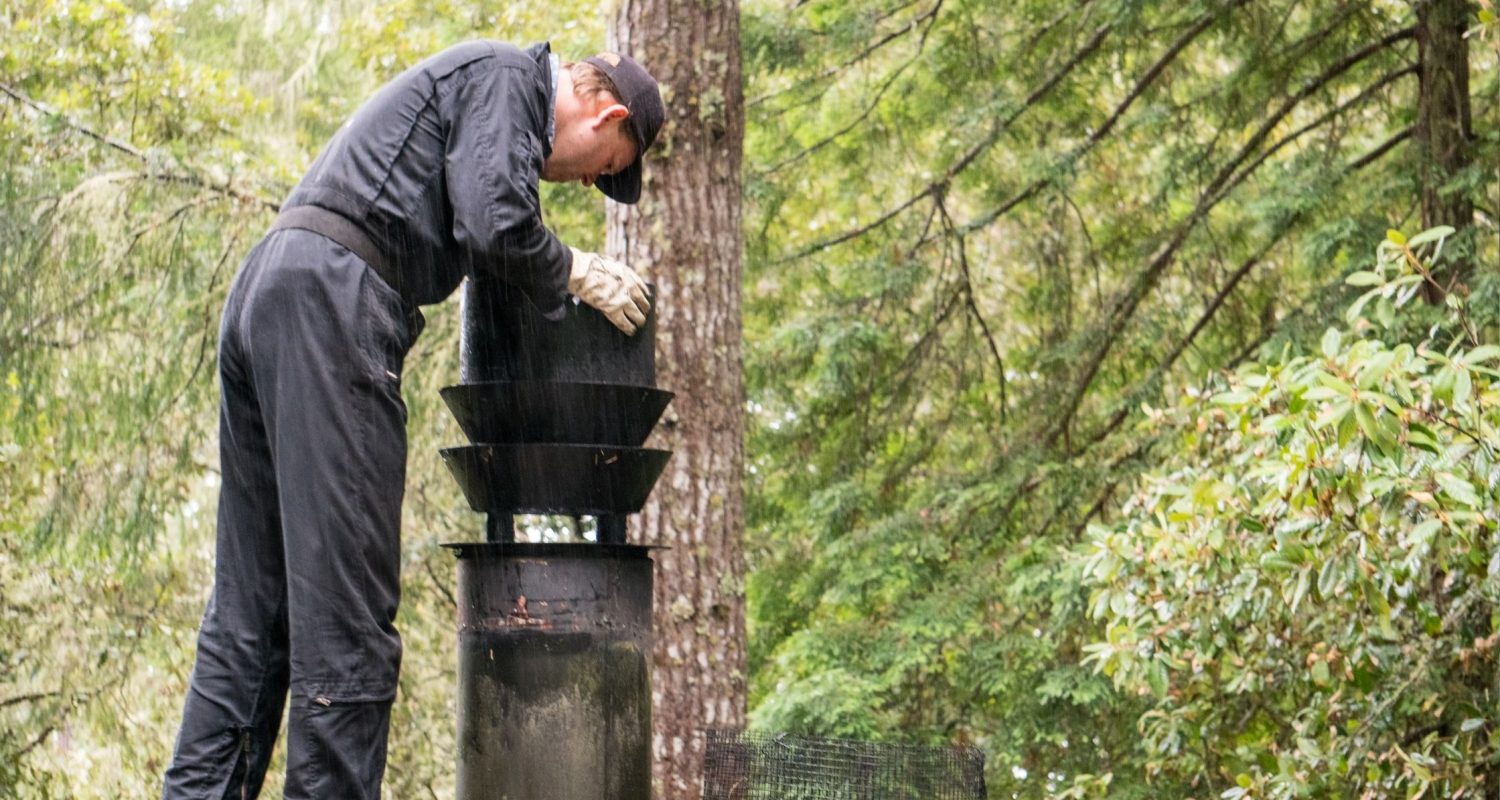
[238,728,252,800]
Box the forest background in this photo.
[2,0,1498,797]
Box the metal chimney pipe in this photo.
[450,542,653,800]
[443,275,668,800]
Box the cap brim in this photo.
[595,158,642,204]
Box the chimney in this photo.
[439,276,671,799]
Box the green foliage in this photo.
[1080,228,1498,796]
[1,0,611,794]
[2,0,1498,796]
[741,0,1498,795]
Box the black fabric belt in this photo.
[269,205,409,304]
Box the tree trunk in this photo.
[1414,0,1474,302]
[605,1,747,798]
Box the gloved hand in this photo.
[567,247,652,335]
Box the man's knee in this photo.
[284,692,394,800]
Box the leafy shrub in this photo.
[1081,228,1498,797]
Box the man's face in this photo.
[542,101,638,189]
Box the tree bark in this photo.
[1414,0,1474,302]
[605,1,747,798]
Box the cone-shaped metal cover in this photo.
[441,381,673,447]
[441,444,672,515]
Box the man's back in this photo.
[285,40,568,308]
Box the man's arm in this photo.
[441,55,572,315]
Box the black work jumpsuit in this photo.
[161,41,573,799]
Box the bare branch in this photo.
[424,555,458,610]
[0,691,60,708]
[1348,124,1413,170]
[936,192,1007,425]
[1216,65,1417,204]
[14,725,55,759]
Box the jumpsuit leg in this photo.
[241,230,418,799]
[162,229,421,799]
[162,243,293,800]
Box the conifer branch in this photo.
[0,81,280,213]
[750,0,944,109]
[1078,124,1416,448]
[776,19,1117,263]
[958,1,1240,236]
[1081,75,1420,444]
[756,19,934,176]
[1041,25,1419,451]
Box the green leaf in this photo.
[1212,390,1255,407]
[1321,328,1342,358]
[1464,345,1500,364]
[1337,409,1359,448]
[1407,425,1441,455]
[1314,400,1351,430]
[1346,287,1382,324]
[1375,296,1395,327]
[1317,558,1340,598]
[1453,368,1472,408]
[1260,552,1296,573]
[1408,519,1441,549]
[1344,270,1383,287]
[1406,225,1454,247]
[1386,228,1408,245]
[1357,350,1396,390]
[1310,659,1330,686]
[1433,367,1457,404]
[1436,473,1481,508]
[1302,386,1344,401]
[1289,568,1311,611]
[1355,402,1383,446]
[1316,373,1354,396]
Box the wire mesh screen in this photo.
[702,731,987,800]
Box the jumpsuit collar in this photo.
[546,53,559,147]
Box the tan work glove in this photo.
[567,247,652,335]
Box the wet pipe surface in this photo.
[456,631,652,799]
[449,544,655,800]
[445,276,673,524]
[442,279,666,800]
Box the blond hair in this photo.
[563,61,622,104]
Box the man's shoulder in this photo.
[426,40,549,75]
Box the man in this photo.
[161,40,664,799]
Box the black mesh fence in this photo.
[702,731,987,800]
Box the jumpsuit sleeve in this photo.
[442,57,573,313]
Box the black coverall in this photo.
[162,40,572,799]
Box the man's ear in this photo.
[593,103,631,128]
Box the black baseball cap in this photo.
[584,52,664,204]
